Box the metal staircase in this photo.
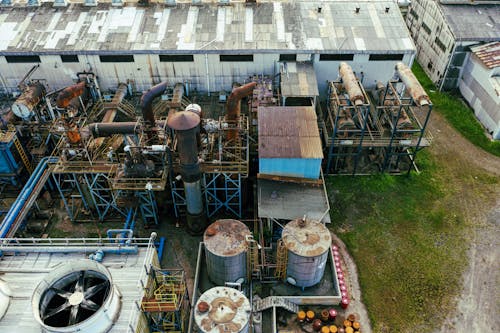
[246,235,260,281]
[253,296,299,313]
[13,135,33,174]
[275,239,288,280]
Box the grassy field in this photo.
[327,152,471,332]
[411,62,500,157]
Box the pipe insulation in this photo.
[395,62,430,106]
[56,81,86,109]
[339,62,365,106]
[226,81,257,141]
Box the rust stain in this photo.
[304,232,320,245]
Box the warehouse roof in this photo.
[439,4,500,41]
[280,62,319,97]
[0,1,415,54]
[470,42,500,69]
[258,106,323,159]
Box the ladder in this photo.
[275,239,288,280]
[253,296,299,313]
[13,135,33,174]
[247,236,260,281]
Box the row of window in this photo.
[4,53,405,64]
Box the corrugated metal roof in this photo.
[280,62,319,97]
[258,106,323,159]
[439,3,500,41]
[470,42,500,69]
[0,1,415,54]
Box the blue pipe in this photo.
[123,208,134,230]
[0,157,58,238]
[157,237,166,262]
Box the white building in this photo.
[459,42,500,140]
[0,0,415,96]
[406,0,499,91]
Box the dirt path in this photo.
[425,112,500,333]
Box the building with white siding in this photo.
[406,0,500,91]
[459,42,500,140]
[0,0,415,96]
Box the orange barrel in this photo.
[297,310,306,323]
[321,326,330,333]
[345,327,354,333]
[343,319,352,327]
[353,321,360,330]
[306,310,315,322]
[329,325,338,333]
[321,309,329,322]
[313,319,323,331]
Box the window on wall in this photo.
[159,54,194,62]
[369,54,404,61]
[422,22,431,35]
[99,55,135,63]
[319,54,354,61]
[279,54,297,61]
[219,54,253,62]
[427,61,433,71]
[5,55,41,63]
[409,8,419,20]
[60,55,79,63]
[435,37,447,53]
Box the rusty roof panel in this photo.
[470,42,500,69]
[258,106,323,159]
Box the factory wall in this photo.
[0,51,414,97]
[459,56,500,140]
[260,158,322,180]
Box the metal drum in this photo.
[282,218,331,288]
[194,286,251,333]
[204,219,251,285]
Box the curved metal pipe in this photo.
[339,62,364,106]
[226,81,256,140]
[56,81,86,109]
[140,81,168,126]
[81,120,167,140]
[395,62,430,106]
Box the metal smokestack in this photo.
[339,62,365,106]
[167,110,207,234]
[140,82,168,127]
[395,62,430,106]
[226,82,257,141]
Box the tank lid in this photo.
[194,286,251,333]
[282,218,331,257]
[167,110,200,130]
[204,220,251,257]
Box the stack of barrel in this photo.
[296,309,362,333]
[333,244,350,309]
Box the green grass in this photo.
[412,62,500,157]
[327,152,470,332]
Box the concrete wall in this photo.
[459,56,500,140]
[0,51,414,98]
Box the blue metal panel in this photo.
[0,143,19,174]
[259,158,322,179]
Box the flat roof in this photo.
[440,4,500,41]
[0,1,415,54]
[280,62,319,97]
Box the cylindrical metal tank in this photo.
[11,82,45,119]
[282,218,332,288]
[194,286,251,333]
[204,219,251,285]
[395,62,430,106]
[339,62,364,106]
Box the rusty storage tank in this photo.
[282,218,331,288]
[204,219,251,285]
[195,286,251,333]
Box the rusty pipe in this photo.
[11,82,46,119]
[81,120,167,141]
[339,62,364,106]
[140,81,168,127]
[226,81,257,141]
[56,81,86,109]
[396,62,430,106]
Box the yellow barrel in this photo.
[297,311,306,322]
[353,321,360,329]
[321,326,330,333]
[306,310,315,322]
[345,327,354,333]
[329,325,338,333]
[343,319,352,327]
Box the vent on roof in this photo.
[53,0,67,7]
[32,260,121,333]
[112,0,123,6]
[27,0,39,6]
[0,0,12,6]
[84,0,97,6]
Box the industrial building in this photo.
[406,0,500,91]
[458,42,500,140]
[0,1,434,333]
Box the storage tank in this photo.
[282,217,331,288]
[194,286,251,333]
[204,219,251,285]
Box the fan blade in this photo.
[49,287,72,299]
[68,305,79,326]
[42,301,70,320]
[84,281,108,298]
[80,299,100,312]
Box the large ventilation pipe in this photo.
[140,81,168,127]
[339,62,365,106]
[11,82,46,119]
[81,120,167,140]
[167,110,207,235]
[395,62,430,106]
[226,81,257,141]
[56,81,86,109]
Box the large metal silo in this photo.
[194,286,251,333]
[204,219,251,286]
[282,218,332,288]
